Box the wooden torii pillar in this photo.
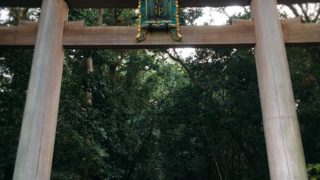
[251,0,307,179]
[12,0,68,179]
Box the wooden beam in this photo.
[12,0,68,179]
[283,23,320,44]
[62,21,255,48]
[0,21,38,47]
[251,0,308,179]
[1,0,319,8]
[231,18,320,45]
[0,19,319,48]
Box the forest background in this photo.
[0,3,319,180]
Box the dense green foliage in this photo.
[0,6,319,180]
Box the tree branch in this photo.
[164,49,208,90]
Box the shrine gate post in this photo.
[251,0,308,179]
[12,0,68,179]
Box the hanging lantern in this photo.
[136,0,182,42]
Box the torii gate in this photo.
[0,0,319,179]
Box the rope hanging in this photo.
[85,56,94,107]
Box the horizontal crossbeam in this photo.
[0,19,319,49]
[0,0,319,8]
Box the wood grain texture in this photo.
[0,0,319,8]
[251,0,308,179]
[0,21,38,47]
[12,0,68,179]
[0,19,319,48]
[62,22,255,48]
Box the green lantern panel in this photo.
[136,0,182,42]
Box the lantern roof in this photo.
[1,0,319,8]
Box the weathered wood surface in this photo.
[0,0,319,8]
[251,0,308,179]
[12,0,68,179]
[0,19,319,48]
[63,21,255,48]
[0,21,38,47]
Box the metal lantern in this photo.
[136,0,182,42]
